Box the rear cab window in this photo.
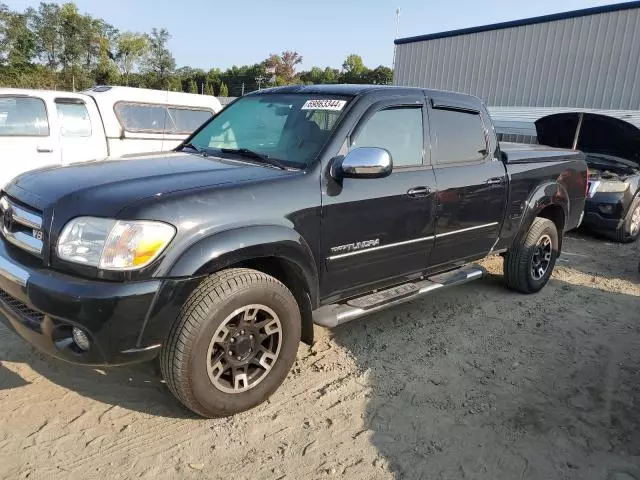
[0,96,49,137]
[114,102,213,134]
[431,105,488,164]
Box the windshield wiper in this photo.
[220,148,288,170]
[179,142,208,156]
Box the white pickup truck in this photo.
[0,86,222,186]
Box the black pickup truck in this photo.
[0,85,587,417]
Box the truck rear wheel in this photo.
[503,217,558,294]
[160,268,301,418]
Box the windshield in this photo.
[185,94,350,168]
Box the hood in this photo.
[5,152,294,214]
[535,113,640,168]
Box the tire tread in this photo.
[504,217,557,294]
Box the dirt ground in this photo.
[1,231,639,480]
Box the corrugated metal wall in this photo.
[394,7,640,109]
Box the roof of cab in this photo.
[0,87,91,101]
[248,83,483,104]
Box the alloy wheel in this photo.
[206,304,282,394]
[531,234,552,280]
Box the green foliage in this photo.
[0,4,391,94]
[3,11,36,67]
[115,32,148,85]
[144,27,175,89]
[342,54,365,75]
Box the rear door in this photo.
[428,98,507,270]
[0,95,60,187]
[55,97,108,164]
[320,96,437,301]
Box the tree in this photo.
[115,32,148,85]
[300,66,340,85]
[342,54,366,75]
[59,3,83,69]
[280,50,302,83]
[366,65,393,85]
[264,51,302,84]
[144,27,175,89]
[30,2,61,69]
[0,2,9,63]
[2,10,36,67]
[219,82,228,97]
[188,78,197,93]
[204,82,213,95]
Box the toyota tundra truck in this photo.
[0,85,587,417]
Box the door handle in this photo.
[37,146,54,153]
[407,186,431,197]
[486,177,504,185]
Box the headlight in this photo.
[57,217,175,270]
[594,181,629,193]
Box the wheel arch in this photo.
[165,225,319,345]
[517,182,569,254]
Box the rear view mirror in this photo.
[332,147,393,180]
[274,106,291,117]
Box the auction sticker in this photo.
[301,99,347,111]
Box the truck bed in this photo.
[501,142,584,164]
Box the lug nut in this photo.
[230,338,235,343]
[236,356,242,360]
[240,330,245,335]
[228,350,233,355]
[249,334,254,340]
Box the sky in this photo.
[6,0,624,71]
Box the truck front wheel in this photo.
[160,268,301,418]
[503,217,559,294]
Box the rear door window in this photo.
[431,108,488,164]
[0,96,49,136]
[55,100,92,137]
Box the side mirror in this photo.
[332,147,393,180]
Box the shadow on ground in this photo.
[0,361,29,390]
[332,274,640,480]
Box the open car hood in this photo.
[535,112,640,168]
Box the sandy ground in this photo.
[1,231,639,480]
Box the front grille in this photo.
[0,196,44,258]
[0,288,45,325]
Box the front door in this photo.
[320,98,437,302]
[428,100,507,270]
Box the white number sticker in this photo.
[301,99,346,111]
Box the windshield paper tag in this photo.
[301,99,346,111]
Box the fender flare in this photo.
[166,225,320,307]
[515,181,569,250]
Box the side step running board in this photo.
[312,265,486,328]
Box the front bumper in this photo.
[0,240,200,366]
[582,194,626,232]
[581,211,623,232]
